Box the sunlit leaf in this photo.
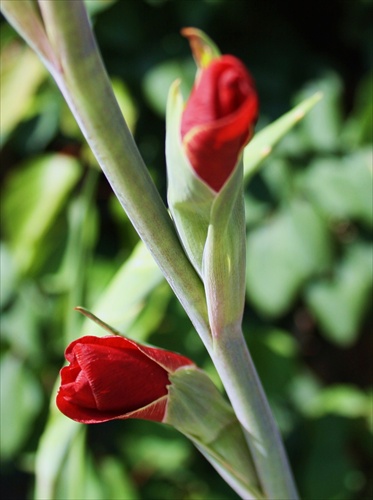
[142,59,194,117]
[35,410,82,499]
[243,92,322,183]
[111,78,138,133]
[2,154,81,273]
[99,457,139,500]
[81,240,166,339]
[0,43,46,145]
[84,0,117,16]
[0,353,43,460]
[304,385,371,420]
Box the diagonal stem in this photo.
[35,0,212,351]
[213,324,299,499]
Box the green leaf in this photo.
[2,154,81,273]
[260,157,293,202]
[143,59,194,117]
[248,330,299,394]
[300,150,373,227]
[126,433,191,474]
[83,0,117,16]
[128,281,171,342]
[243,92,322,183]
[296,73,343,152]
[167,367,262,499]
[342,75,373,147]
[81,240,166,339]
[55,424,88,500]
[34,410,82,499]
[0,243,18,308]
[305,243,372,346]
[51,429,139,500]
[98,457,139,500]
[111,78,138,133]
[0,44,46,145]
[0,352,43,460]
[1,283,46,358]
[246,199,332,316]
[303,385,371,420]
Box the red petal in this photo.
[56,391,168,424]
[181,55,258,192]
[135,343,195,373]
[57,335,193,424]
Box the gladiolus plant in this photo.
[1,3,324,499]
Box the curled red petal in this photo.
[181,55,258,192]
[56,391,168,424]
[135,342,195,373]
[56,335,193,424]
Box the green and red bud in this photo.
[166,30,252,334]
[56,335,194,424]
[56,333,261,498]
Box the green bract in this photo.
[166,80,246,336]
[166,367,263,499]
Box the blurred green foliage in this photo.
[1,0,372,499]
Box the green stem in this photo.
[213,324,299,499]
[35,0,212,351]
[0,0,58,70]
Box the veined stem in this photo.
[213,324,299,499]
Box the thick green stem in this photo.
[35,0,212,351]
[213,324,299,499]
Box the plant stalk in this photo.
[35,0,212,351]
[213,324,299,499]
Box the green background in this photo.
[1,0,372,499]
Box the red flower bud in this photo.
[181,55,258,192]
[56,335,194,424]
